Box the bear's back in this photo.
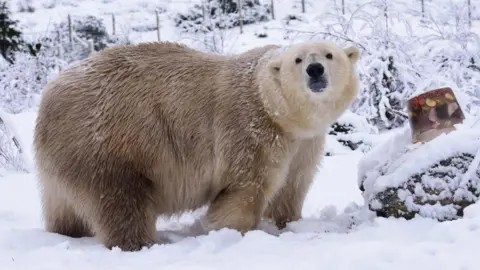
[33,42,281,209]
[34,42,225,180]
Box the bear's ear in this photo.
[344,46,360,64]
[267,58,281,77]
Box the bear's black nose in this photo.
[306,63,325,78]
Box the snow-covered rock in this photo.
[358,122,480,221]
[325,110,379,156]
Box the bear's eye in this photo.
[295,58,302,64]
[326,53,333,60]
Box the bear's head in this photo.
[259,40,360,138]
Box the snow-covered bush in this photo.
[16,0,34,13]
[412,4,480,118]
[0,37,64,172]
[0,1,24,65]
[0,111,33,173]
[173,0,271,34]
[354,44,417,131]
[312,1,420,131]
[305,0,479,132]
[41,0,56,9]
[282,14,306,26]
[0,43,66,113]
[52,15,129,63]
[0,31,69,172]
[325,110,379,156]
[414,43,480,118]
[254,30,268,38]
[0,121,24,172]
[358,123,480,221]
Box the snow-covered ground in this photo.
[1,0,480,269]
[0,113,479,270]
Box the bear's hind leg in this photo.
[87,170,158,252]
[44,204,93,238]
[41,183,93,238]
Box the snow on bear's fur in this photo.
[33,41,360,251]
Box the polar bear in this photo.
[33,40,360,251]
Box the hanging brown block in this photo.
[407,87,466,143]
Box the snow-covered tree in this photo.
[0,32,67,172]
[412,2,480,117]
[174,0,271,34]
[52,15,129,63]
[0,1,23,64]
[0,36,67,114]
[17,0,35,13]
[311,1,420,130]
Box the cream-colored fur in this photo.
[260,41,360,138]
[33,40,360,251]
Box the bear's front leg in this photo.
[203,120,296,234]
[263,136,325,229]
[204,140,293,234]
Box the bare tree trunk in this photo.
[384,0,389,47]
[341,0,345,14]
[67,14,72,51]
[301,0,305,13]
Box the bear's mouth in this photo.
[308,77,328,93]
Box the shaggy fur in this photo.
[33,41,360,251]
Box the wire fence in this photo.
[19,0,478,49]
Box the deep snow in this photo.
[1,0,480,269]
[0,113,479,270]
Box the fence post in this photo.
[56,30,62,57]
[112,14,116,35]
[238,0,244,34]
[271,0,275,20]
[156,11,161,41]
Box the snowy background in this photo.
[1,0,480,269]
